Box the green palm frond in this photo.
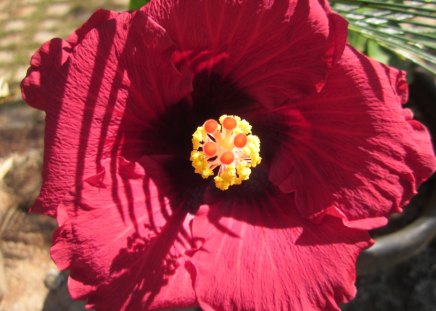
[331,0,436,75]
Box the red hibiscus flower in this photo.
[21,0,435,310]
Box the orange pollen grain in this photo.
[203,142,217,156]
[204,119,218,133]
[222,117,237,130]
[220,151,235,165]
[234,133,247,148]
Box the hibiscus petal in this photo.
[21,9,120,111]
[189,192,371,311]
[21,10,193,216]
[269,46,436,224]
[66,9,120,47]
[51,158,197,310]
[145,0,347,106]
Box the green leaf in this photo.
[348,29,368,51]
[129,0,150,10]
[366,39,391,64]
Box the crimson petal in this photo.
[190,192,371,311]
[21,10,193,216]
[145,0,348,106]
[51,158,197,310]
[269,46,436,225]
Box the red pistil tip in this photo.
[203,142,217,156]
[220,151,235,165]
[234,133,247,148]
[222,117,237,130]
[204,119,218,133]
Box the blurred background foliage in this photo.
[331,0,436,76]
[129,0,149,10]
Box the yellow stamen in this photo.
[190,115,261,190]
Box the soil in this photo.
[344,241,436,311]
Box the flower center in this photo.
[190,115,261,190]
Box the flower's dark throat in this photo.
[138,72,284,214]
